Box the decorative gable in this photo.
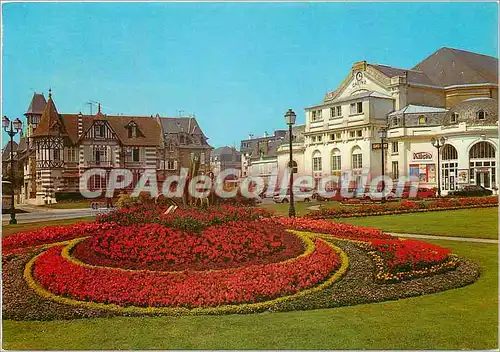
[82,120,119,140]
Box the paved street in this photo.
[2,207,111,224]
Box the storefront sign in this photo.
[412,152,433,161]
[372,143,389,150]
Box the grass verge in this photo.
[2,239,497,350]
[2,217,95,237]
[333,207,498,239]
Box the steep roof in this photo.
[412,47,498,86]
[369,64,436,86]
[159,116,211,147]
[59,113,163,146]
[31,93,69,138]
[25,93,47,115]
[160,117,206,137]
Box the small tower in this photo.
[31,90,68,205]
[24,92,47,144]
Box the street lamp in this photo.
[3,116,23,224]
[285,109,296,217]
[377,127,387,202]
[431,136,446,197]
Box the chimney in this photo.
[263,131,268,138]
[78,112,83,138]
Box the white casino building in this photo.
[297,47,498,195]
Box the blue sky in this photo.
[2,2,498,148]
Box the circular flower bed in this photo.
[72,220,305,271]
[2,204,480,320]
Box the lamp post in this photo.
[378,127,387,202]
[431,136,446,197]
[3,116,23,224]
[285,109,296,217]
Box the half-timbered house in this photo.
[20,92,212,204]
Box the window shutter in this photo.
[84,146,91,162]
[140,147,145,162]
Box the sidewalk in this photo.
[388,232,498,244]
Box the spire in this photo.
[25,92,47,116]
[31,91,67,138]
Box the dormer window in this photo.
[127,122,138,138]
[451,113,459,123]
[477,110,486,120]
[392,116,400,127]
[418,115,426,125]
[179,135,186,145]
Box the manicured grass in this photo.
[334,207,498,239]
[2,239,497,350]
[2,217,95,237]
[259,200,342,216]
[41,202,92,210]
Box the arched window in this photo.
[418,115,426,125]
[469,141,495,159]
[469,141,496,188]
[312,150,322,171]
[331,149,341,172]
[441,144,458,191]
[288,160,298,173]
[351,147,362,169]
[442,144,458,160]
[477,110,486,120]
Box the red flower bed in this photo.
[366,238,452,272]
[2,222,116,252]
[275,217,392,240]
[306,196,498,219]
[73,220,305,271]
[96,204,270,232]
[33,238,340,308]
[274,217,456,280]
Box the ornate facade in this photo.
[293,47,498,194]
[17,92,212,204]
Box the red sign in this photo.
[413,152,433,160]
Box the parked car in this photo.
[273,187,313,203]
[448,185,493,197]
[401,187,436,199]
[314,187,358,202]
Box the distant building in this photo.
[210,146,241,176]
[240,130,287,185]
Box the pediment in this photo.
[324,66,393,103]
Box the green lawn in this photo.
[39,201,93,210]
[259,200,342,216]
[2,217,95,237]
[3,239,497,350]
[334,207,498,239]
